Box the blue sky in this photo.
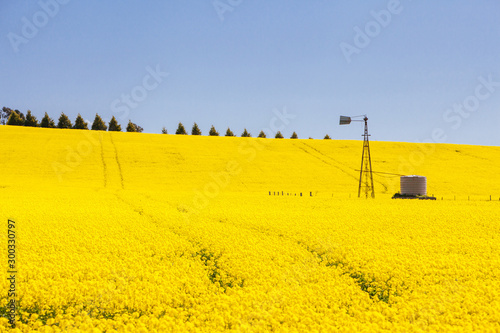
[1,1,499,145]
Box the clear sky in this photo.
[1,1,499,145]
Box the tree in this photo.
[1,107,13,125]
[225,127,235,137]
[275,131,284,139]
[40,112,56,128]
[6,110,24,126]
[191,123,202,135]
[91,114,107,131]
[208,125,219,136]
[14,110,25,122]
[161,127,168,134]
[290,132,298,139]
[176,122,187,135]
[57,113,72,129]
[108,116,121,131]
[73,114,88,129]
[241,128,251,137]
[258,131,267,138]
[24,110,38,127]
[132,122,143,133]
[126,120,136,132]
[324,134,331,140]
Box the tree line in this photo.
[1,107,142,132]
[165,123,332,139]
[1,107,333,139]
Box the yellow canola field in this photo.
[0,126,499,332]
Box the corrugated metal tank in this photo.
[400,175,427,196]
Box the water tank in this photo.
[400,175,427,196]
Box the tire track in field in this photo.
[113,192,245,292]
[299,142,388,193]
[109,134,124,189]
[214,215,399,303]
[294,142,358,181]
[99,134,107,188]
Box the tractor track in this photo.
[298,142,388,193]
[113,192,244,292]
[109,133,125,189]
[99,134,107,188]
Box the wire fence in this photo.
[267,191,500,202]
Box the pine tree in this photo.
[241,129,251,137]
[14,110,25,122]
[258,131,267,138]
[91,114,107,131]
[175,122,187,135]
[275,131,284,139]
[161,127,168,134]
[191,123,202,135]
[6,111,24,126]
[126,120,137,132]
[324,134,331,140]
[108,116,121,131]
[24,110,38,127]
[73,114,88,129]
[40,112,55,128]
[225,128,235,137]
[57,113,72,129]
[208,125,219,136]
[133,122,143,133]
[290,132,298,139]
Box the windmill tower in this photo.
[339,115,375,198]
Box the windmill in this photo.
[339,115,375,198]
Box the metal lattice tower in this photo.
[358,116,375,198]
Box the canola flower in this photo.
[0,126,499,332]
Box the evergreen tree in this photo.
[73,114,88,129]
[40,112,55,128]
[175,122,187,135]
[108,116,121,131]
[290,132,298,139]
[275,131,284,139]
[57,113,72,129]
[225,127,235,137]
[208,125,219,136]
[258,131,267,138]
[91,114,107,131]
[324,134,331,140]
[191,122,202,135]
[24,110,38,127]
[126,120,136,132]
[161,127,168,134]
[241,128,251,137]
[14,110,25,122]
[6,111,24,126]
[133,122,143,133]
